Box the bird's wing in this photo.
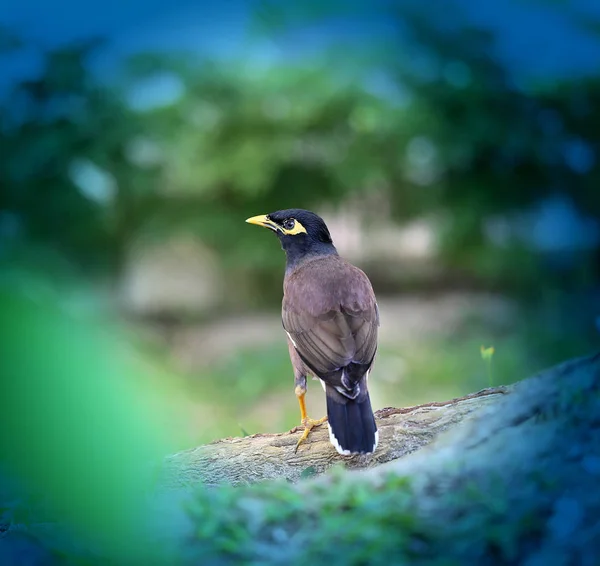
[282,264,379,378]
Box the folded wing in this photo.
[282,259,379,390]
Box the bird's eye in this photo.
[283,219,296,231]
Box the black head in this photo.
[246,208,337,269]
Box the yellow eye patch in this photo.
[281,220,307,236]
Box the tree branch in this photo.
[160,385,511,488]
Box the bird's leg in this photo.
[294,381,327,453]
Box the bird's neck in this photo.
[283,239,338,273]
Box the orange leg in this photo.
[294,385,327,453]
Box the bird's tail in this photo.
[325,385,378,455]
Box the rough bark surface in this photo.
[160,386,510,488]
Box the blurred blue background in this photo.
[0,0,599,559]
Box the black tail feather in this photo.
[325,386,377,455]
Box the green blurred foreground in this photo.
[0,289,180,563]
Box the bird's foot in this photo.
[294,416,328,453]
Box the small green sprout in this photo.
[481,345,495,387]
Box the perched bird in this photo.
[246,209,380,455]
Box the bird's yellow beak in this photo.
[245,214,279,231]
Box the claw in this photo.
[294,416,328,453]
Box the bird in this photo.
[246,209,380,455]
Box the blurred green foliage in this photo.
[0,287,181,563]
[1,6,599,300]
